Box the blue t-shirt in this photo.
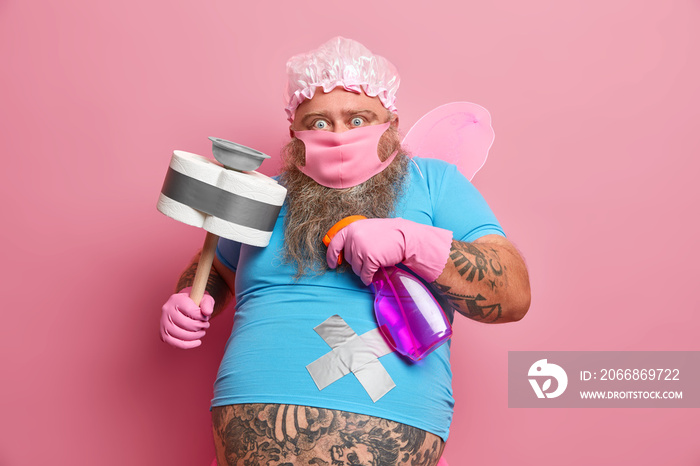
[212,157,504,441]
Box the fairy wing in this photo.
[401,102,495,181]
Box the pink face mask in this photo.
[293,122,398,189]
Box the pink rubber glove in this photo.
[326,218,453,286]
[160,287,215,349]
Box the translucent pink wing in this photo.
[402,102,494,181]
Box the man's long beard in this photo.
[280,126,409,277]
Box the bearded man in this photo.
[160,37,531,466]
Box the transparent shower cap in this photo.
[284,37,400,122]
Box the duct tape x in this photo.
[306,315,396,402]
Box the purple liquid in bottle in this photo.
[371,266,452,361]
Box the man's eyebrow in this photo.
[348,109,379,118]
[299,111,327,126]
[299,109,380,126]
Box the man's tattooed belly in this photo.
[212,404,444,466]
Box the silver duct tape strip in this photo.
[306,315,396,403]
[161,167,281,232]
[354,360,396,402]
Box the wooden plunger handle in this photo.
[190,231,219,306]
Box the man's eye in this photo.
[313,120,328,130]
[351,117,363,127]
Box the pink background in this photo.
[1,1,699,465]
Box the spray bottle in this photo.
[324,216,452,361]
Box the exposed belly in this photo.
[212,403,445,466]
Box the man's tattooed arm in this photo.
[175,250,235,318]
[432,234,530,323]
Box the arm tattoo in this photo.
[432,282,503,323]
[175,251,230,314]
[432,240,508,322]
[449,241,504,283]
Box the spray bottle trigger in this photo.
[322,215,369,266]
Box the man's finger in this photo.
[199,294,215,318]
[173,296,207,320]
[169,309,210,331]
[164,322,207,341]
[326,230,347,269]
[162,331,203,349]
[360,262,378,286]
